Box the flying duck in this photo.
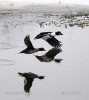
[18,72,45,93]
[19,35,45,54]
[34,31,63,48]
[35,48,63,63]
[35,31,63,36]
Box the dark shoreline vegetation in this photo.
[0,4,89,29]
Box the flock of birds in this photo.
[18,31,63,93]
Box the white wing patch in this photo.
[50,32,55,36]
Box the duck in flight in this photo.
[34,48,63,63]
[34,31,63,48]
[38,31,63,36]
[19,35,45,54]
[18,72,45,93]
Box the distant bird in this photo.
[19,35,45,54]
[18,72,45,93]
[34,31,63,48]
[35,48,63,63]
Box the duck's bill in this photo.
[60,33,63,35]
[18,72,22,76]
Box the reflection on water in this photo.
[35,48,63,63]
[0,58,15,66]
[0,42,17,50]
[0,6,89,100]
[0,25,18,50]
[18,72,45,93]
[0,59,15,62]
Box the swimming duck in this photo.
[34,31,63,48]
[35,48,63,63]
[19,35,45,54]
[18,72,45,93]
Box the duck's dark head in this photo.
[34,33,45,39]
[39,48,46,51]
[55,31,63,35]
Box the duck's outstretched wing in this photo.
[46,35,62,48]
[45,48,62,58]
[24,35,34,49]
[24,78,34,93]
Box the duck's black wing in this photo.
[24,35,34,50]
[46,35,62,48]
[24,78,34,93]
[45,48,62,59]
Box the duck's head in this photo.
[55,31,63,35]
[34,33,45,39]
[39,48,46,51]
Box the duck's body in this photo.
[34,31,63,48]
[20,35,45,54]
[18,72,44,93]
[35,48,63,63]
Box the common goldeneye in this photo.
[34,32,63,48]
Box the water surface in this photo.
[0,6,89,100]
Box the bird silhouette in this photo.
[34,31,63,48]
[19,35,45,54]
[18,72,45,93]
[35,48,63,63]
